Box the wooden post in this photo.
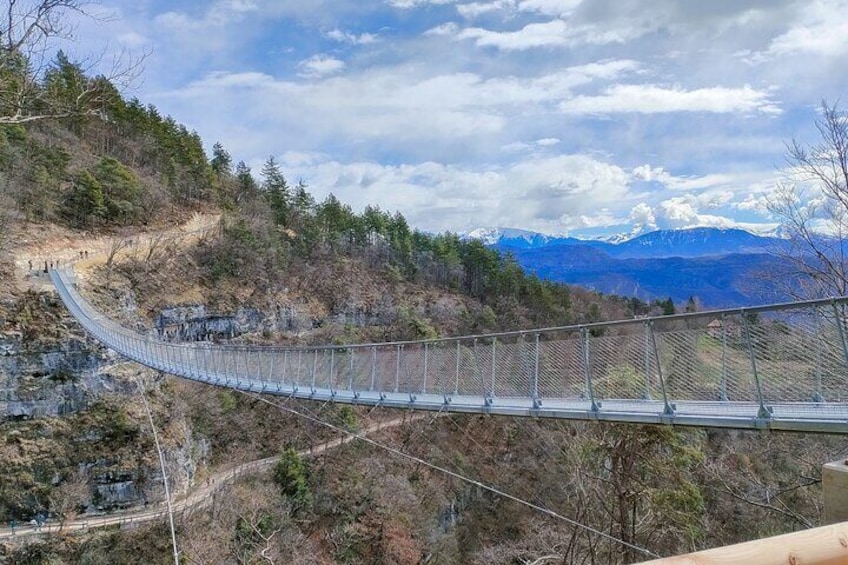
[824,460,848,525]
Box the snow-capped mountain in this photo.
[465,227,559,248]
[466,226,792,306]
[467,226,781,259]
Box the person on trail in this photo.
[28,260,32,271]
[43,261,48,273]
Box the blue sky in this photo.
[66,0,848,237]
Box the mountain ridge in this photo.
[468,225,782,259]
[468,226,793,307]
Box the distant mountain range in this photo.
[468,226,782,258]
[467,227,793,308]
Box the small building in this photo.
[707,319,742,340]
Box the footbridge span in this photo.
[51,267,848,433]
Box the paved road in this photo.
[0,413,426,542]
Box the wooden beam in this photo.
[634,522,848,565]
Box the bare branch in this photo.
[768,101,848,298]
[0,1,146,124]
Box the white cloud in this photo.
[92,0,838,238]
[425,22,460,35]
[458,19,571,50]
[457,15,658,50]
[117,31,149,48]
[631,164,670,183]
[271,153,632,233]
[517,0,583,17]
[189,71,276,89]
[155,0,258,30]
[629,202,657,231]
[298,55,346,77]
[561,84,781,115]
[327,28,379,44]
[388,0,458,8]
[168,61,641,148]
[762,0,848,58]
[736,193,772,215]
[457,1,514,18]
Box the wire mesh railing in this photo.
[50,267,848,432]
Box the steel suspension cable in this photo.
[134,373,180,565]
[233,389,662,560]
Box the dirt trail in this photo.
[0,412,428,542]
[11,212,220,292]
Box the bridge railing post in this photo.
[647,321,674,416]
[814,307,824,402]
[395,345,401,393]
[581,328,599,412]
[348,347,354,392]
[532,333,540,407]
[832,301,848,372]
[295,349,303,390]
[741,311,771,420]
[643,322,652,400]
[370,346,377,392]
[454,340,460,396]
[310,350,318,393]
[330,348,335,392]
[490,338,497,400]
[202,344,211,381]
[720,314,729,402]
[422,342,429,394]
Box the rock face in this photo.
[0,293,207,518]
[154,302,319,342]
[0,331,118,422]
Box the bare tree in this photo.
[49,469,90,531]
[105,236,130,268]
[768,101,848,298]
[0,1,143,124]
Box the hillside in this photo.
[0,52,844,564]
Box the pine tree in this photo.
[261,156,290,226]
[210,142,232,180]
[64,170,106,227]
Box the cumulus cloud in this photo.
[629,202,657,231]
[298,55,346,77]
[761,0,848,58]
[457,18,650,50]
[92,0,840,238]
[271,153,633,233]
[631,164,670,183]
[155,0,258,30]
[425,22,460,35]
[117,31,149,48]
[517,0,583,16]
[167,60,644,148]
[327,28,379,44]
[561,84,781,115]
[388,0,458,8]
[457,1,513,18]
[736,193,772,215]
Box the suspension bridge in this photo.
[50,267,848,434]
